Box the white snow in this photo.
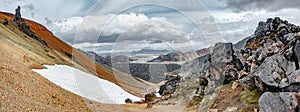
[32,65,142,104]
[155,88,161,97]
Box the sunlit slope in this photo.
[0,11,150,96]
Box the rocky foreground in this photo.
[86,17,300,111]
[154,17,300,111]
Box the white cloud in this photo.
[1,0,96,22]
[48,13,171,44]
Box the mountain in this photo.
[85,51,181,83]
[2,6,300,112]
[0,9,151,111]
[131,48,170,55]
[149,47,213,62]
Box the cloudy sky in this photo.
[1,0,300,55]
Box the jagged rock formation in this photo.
[12,6,48,46]
[230,17,300,111]
[173,42,241,90]
[155,17,300,111]
[14,6,21,21]
[240,17,300,92]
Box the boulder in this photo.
[145,93,156,102]
[241,54,298,91]
[125,98,133,103]
[253,54,296,91]
[3,18,8,25]
[259,92,299,112]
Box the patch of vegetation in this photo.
[240,89,262,105]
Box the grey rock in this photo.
[281,70,300,91]
[243,54,297,91]
[173,54,211,78]
[259,92,299,112]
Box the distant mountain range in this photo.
[131,48,170,55]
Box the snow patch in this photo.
[32,65,142,104]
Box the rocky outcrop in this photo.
[259,92,299,112]
[158,76,181,96]
[14,6,21,21]
[237,17,300,111]
[12,6,48,47]
[240,17,300,92]
[161,17,300,111]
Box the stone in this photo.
[223,107,238,112]
[252,54,296,91]
[259,92,299,112]
[145,92,156,103]
[125,98,133,103]
[224,65,239,84]
[231,81,239,90]
[3,18,8,25]
[240,73,256,90]
[250,63,258,74]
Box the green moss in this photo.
[240,89,262,104]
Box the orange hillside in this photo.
[0,11,119,85]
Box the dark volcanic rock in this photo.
[259,92,299,112]
[12,6,48,47]
[14,6,21,21]
[158,76,181,95]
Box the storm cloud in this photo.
[220,0,300,12]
